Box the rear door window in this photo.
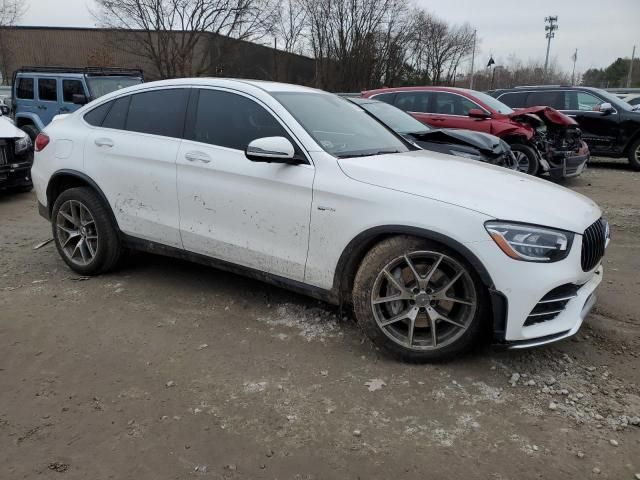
[433,92,480,116]
[125,89,189,138]
[497,91,528,108]
[63,80,85,103]
[395,92,431,113]
[16,77,34,99]
[38,78,58,102]
[526,91,564,110]
[371,92,397,105]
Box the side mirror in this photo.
[469,108,490,119]
[72,93,88,105]
[246,136,297,163]
[597,102,614,114]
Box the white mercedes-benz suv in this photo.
[31,79,609,362]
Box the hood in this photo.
[0,116,26,139]
[509,106,578,127]
[338,150,600,233]
[411,128,507,156]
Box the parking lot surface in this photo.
[1,159,639,479]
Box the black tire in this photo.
[51,187,123,275]
[21,124,39,144]
[352,235,487,362]
[627,138,640,171]
[510,143,540,176]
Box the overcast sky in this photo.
[19,0,640,72]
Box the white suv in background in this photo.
[31,79,609,362]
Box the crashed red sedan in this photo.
[361,86,589,178]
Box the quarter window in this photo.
[63,80,85,103]
[16,78,34,99]
[126,89,188,138]
[497,91,528,108]
[102,96,130,130]
[188,89,290,151]
[371,92,397,105]
[526,91,565,110]
[38,78,58,102]
[84,101,113,126]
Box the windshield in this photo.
[358,101,431,134]
[471,90,514,114]
[87,76,143,99]
[592,88,632,112]
[273,92,409,158]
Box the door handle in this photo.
[37,105,46,110]
[95,138,114,148]
[185,151,211,163]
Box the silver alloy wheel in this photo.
[55,200,99,266]
[635,144,640,163]
[513,151,530,173]
[371,251,477,351]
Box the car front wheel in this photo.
[352,236,486,362]
[510,143,540,175]
[51,187,123,275]
[628,138,640,171]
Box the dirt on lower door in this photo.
[0,157,638,480]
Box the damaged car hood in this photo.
[411,128,507,155]
[0,116,27,139]
[338,150,600,233]
[509,106,578,127]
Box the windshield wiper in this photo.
[337,149,402,159]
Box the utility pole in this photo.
[571,49,578,86]
[627,45,636,88]
[469,29,477,89]
[543,16,558,83]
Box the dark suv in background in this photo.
[489,86,640,170]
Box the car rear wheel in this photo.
[51,187,123,275]
[510,144,540,175]
[628,138,640,171]
[352,236,486,362]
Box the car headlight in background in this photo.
[450,150,483,161]
[485,221,574,262]
[14,135,32,154]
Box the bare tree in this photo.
[0,0,27,83]
[94,0,277,79]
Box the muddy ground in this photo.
[1,158,639,479]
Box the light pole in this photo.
[469,29,477,89]
[627,45,636,88]
[543,16,558,83]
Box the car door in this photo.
[176,88,314,281]
[430,91,493,133]
[83,88,189,248]
[36,77,60,126]
[561,90,620,154]
[60,78,86,115]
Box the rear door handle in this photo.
[185,151,212,163]
[95,138,114,148]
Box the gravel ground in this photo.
[1,158,638,479]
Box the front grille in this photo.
[524,284,579,327]
[0,142,8,166]
[581,219,607,272]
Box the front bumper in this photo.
[0,163,32,190]
[548,142,590,179]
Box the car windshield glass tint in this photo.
[471,90,514,114]
[359,101,431,134]
[273,92,408,158]
[86,76,143,99]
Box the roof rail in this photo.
[513,85,567,89]
[14,66,144,77]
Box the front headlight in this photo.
[14,135,31,154]
[450,150,483,161]
[485,221,574,262]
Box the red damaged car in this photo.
[362,86,589,178]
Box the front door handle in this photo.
[185,151,212,163]
[95,138,114,148]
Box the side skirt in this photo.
[120,234,339,305]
